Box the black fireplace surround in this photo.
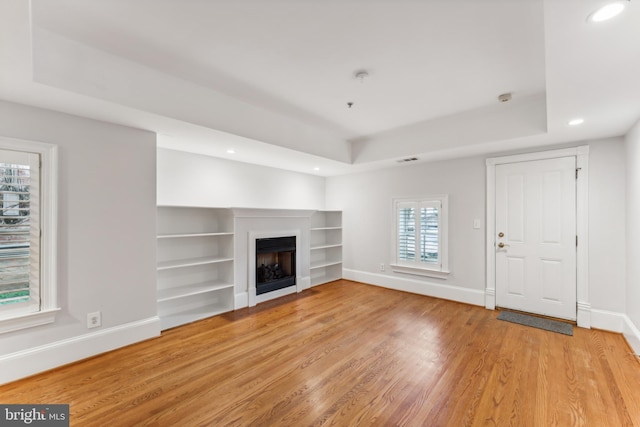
[256,236,296,295]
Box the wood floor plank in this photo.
[1,280,639,426]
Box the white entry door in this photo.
[495,156,577,320]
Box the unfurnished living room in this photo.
[1,0,640,425]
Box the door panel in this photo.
[495,157,576,320]
[542,171,562,242]
[540,259,562,302]
[507,174,525,242]
[506,256,525,296]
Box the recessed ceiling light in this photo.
[587,1,628,22]
[313,167,320,171]
[569,118,585,126]
[226,149,235,154]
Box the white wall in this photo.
[588,139,626,314]
[157,148,326,209]
[326,138,628,320]
[0,100,159,384]
[326,156,487,305]
[625,120,640,352]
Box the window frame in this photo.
[391,195,450,278]
[0,137,59,334]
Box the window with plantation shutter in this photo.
[393,196,449,277]
[0,140,58,334]
[0,150,39,315]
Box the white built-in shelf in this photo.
[309,211,343,286]
[310,260,343,270]
[156,206,235,331]
[157,232,234,239]
[310,262,342,287]
[157,281,234,303]
[311,243,343,251]
[157,256,234,271]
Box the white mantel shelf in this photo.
[231,208,317,218]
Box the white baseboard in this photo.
[235,292,248,309]
[484,287,495,310]
[343,269,485,306]
[577,301,592,329]
[0,316,160,386]
[591,308,626,332]
[623,315,640,355]
[590,309,640,354]
[298,276,311,291]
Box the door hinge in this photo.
[576,235,578,247]
[576,167,582,179]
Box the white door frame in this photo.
[486,146,590,328]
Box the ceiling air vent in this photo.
[396,157,419,163]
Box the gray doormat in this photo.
[497,311,573,336]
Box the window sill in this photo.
[390,264,450,279]
[0,308,60,334]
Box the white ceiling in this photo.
[1,0,639,175]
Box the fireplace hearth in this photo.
[256,236,296,295]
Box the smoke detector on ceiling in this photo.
[498,92,512,103]
[354,70,369,83]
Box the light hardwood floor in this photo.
[2,280,640,426]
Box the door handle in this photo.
[497,242,510,248]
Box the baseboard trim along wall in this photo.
[590,308,626,332]
[623,316,640,355]
[343,269,485,307]
[590,309,640,355]
[235,292,249,310]
[0,316,161,386]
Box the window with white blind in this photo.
[392,195,449,277]
[0,140,58,334]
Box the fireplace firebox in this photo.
[256,236,296,295]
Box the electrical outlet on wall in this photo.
[380,263,385,272]
[87,311,101,329]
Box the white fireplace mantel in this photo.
[231,208,316,219]
[232,208,316,309]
